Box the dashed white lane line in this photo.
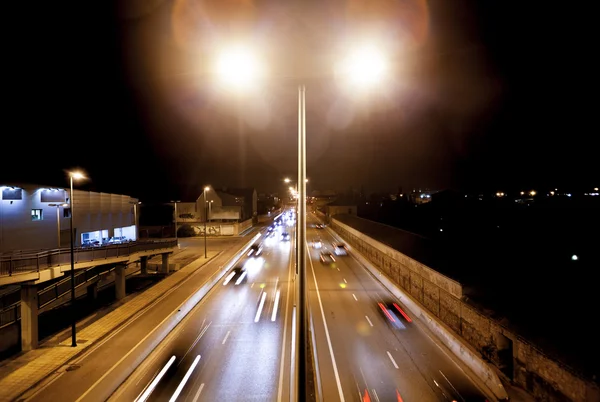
[222,330,231,345]
[387,351,399,369]
[365,316,373,327]
[352,294,358,301]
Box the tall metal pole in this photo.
[69,175,77,347]
[204,202,208,258]
[297,84,307,402]
[174,201,178,243]
[56,206,61,249]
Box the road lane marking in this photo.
[277,253,294,402]
[272,290,281,321]
[308,253,346,402]
[352,294,358,301]
[183,322,211,362]
[169,355,201,402]
[343,278,347,284]
[191,383,205,402]
[255,291,267,322]
[439,370,465,402]
[222,330,231,345]
[336,267,340,271]
[386,351,399,369]
[365,316,373,327]
[134,355,176,402]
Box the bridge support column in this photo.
[140,256,148,275]
[87,282,98,301]
[160,254,170,274]
[115,264,126,300]
[20,285,39,351]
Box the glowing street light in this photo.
[335,45,388,88]
[214,45,265,90]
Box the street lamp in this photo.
[68,170,85,347]
[203,186,210,258]
[215,45,388,401]
[48,203,68,248]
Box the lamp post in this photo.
[203,186,210,258]
[48,203,68,248]
[214,44,388,401]
[68,171,85,347]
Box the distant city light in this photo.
[520,191,525,196]
[529,190,536,196]
[595,187,599,191]
[550,191,555,196]
[571,255,578,261]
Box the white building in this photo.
[0,183,139,253]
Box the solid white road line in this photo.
[387,351,399,369]
[183,322,211,361]
[272,290,281,321]
[352,294,358,301]
[365,316,373,327]
[308,254,346,402]
[277,256,294,402]
[255,291,267,322]
[343,278,347,284]
[169,355,201,402]
[222,330,231,345]
[135,355,176,402]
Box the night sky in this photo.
[3,0,596,202]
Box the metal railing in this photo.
[0,240,177,277]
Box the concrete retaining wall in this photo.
[331,217,600,402]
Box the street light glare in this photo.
[338,45,387,87]
[204,186,210,192]
[70,172,85,180]
[215,46,263,89]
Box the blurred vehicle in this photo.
[248,243,263,257]
[312,238,323,249]
[320,251,336,264]
[280,232,291,241]
[332,243,348,256]
[232,265,248,284]
[267,225,274,233]
[315,224,324,229]
[377,300,413,327]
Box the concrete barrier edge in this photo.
[326,224,509,401]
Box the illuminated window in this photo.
[31,209,43,221]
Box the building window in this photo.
[63,208,71,218]
[31,209,43,221]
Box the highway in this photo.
[23,210,493,402]
[306,212,489,401]
[109,218,297,402]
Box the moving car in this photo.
[315,224,324,229]
[248,243,263,257]
[320,251,336,264]
[280,232,291,241]
[332,243,348,256]
[312,238,323,249]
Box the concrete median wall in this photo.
[330,217,600,402]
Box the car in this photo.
[280,232,291,241]
[315,224,324,229]
[312,238,323,249]
[248,243,263,257]
[377,300,413,328]
[320,251,336,264]
[332,243,348,256]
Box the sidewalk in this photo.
[0,249,221,402]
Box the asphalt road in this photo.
[306,213,491,402]
[23,236,257,402]
[109,219,297,402]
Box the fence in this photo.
[0,240,177,278]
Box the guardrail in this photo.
[0,240,177,278]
